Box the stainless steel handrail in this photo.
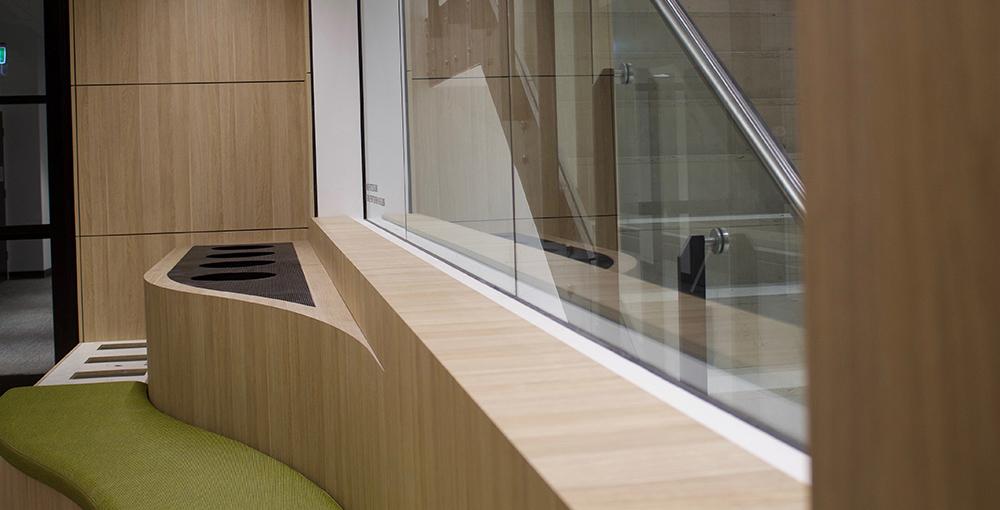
[648,0,806,218]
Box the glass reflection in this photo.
[0,105,49,227]
[366,0,807,445]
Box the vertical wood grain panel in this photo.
[0,458,79,510]
[800,1,1000,508]
[79,228,307,341]
[76,82,310,236]
[70,0,313,343]
[74,0,306,84]
[145,258,385,510]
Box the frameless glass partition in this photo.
[360,0,806,446]
[360,0,517,292]
[358,0,408,237]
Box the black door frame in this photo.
[0,111,7,283]
[0,0,76,394]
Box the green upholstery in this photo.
[0,382,342,510]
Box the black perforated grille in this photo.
[167,243,315,307]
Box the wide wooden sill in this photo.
[311,217,808,509]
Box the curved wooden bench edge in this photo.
[0,452,82,509]
[143,241,381,368]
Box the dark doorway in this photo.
[0,111,7,283]
[0,0,76,395]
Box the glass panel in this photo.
[0,239,55,376]
[512,0,805,444]
[401,0,516,292]
[359,0,409,237]
[0,1,46,96]
[371,0,806,445]
[0,104,50,227]
[508,0,626,337]
[702,218,804,440]
[678,0,799,161]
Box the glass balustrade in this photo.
[359,0,806,446]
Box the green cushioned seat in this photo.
[0,382,342,510]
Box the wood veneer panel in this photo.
[146,240,551,510]
[76,82,311,236]
[145,242,382,510]
[800,1,1000,508]
[74,0,307,84]
[0,457,79,510]
[79,228,307,341]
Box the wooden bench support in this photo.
[0,457,78,510]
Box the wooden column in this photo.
[799,1,1000,508]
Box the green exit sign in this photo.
[0,46,6,65]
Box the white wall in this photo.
[311,0,364,218]
[355,0,408,233]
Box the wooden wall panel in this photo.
[800,1,1000,508]
[74,0,306,84]
[70,0,312,342]
[76,82,310,236]
[145,242,384,510]
[79,228,307,341]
